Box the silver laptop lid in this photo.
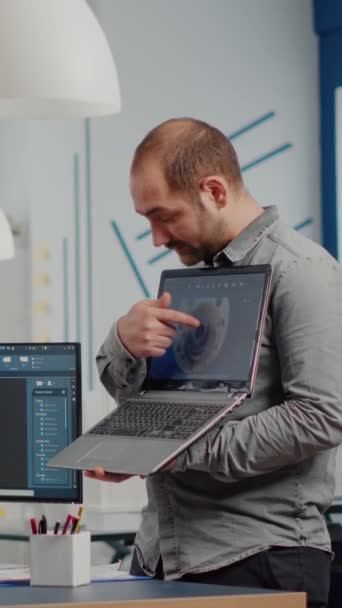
[146,265,271,394]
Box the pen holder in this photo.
[29,531,91,587]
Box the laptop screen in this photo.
[147,266,271,392]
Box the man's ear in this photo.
[199,176,229,209]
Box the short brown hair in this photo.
[131,117,243,194]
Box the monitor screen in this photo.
[0,343,82,502]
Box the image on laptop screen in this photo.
[0,343,82,502]
[148,270,267,388]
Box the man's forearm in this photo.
[175,396,342,481]
[96,322,147,404]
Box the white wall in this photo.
[0,0,321,533]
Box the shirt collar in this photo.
[213,205,279,265]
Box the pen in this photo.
[30,517,38,535]
[70,516,79,534]
[41,515,47,534]
[61,513,72,535]
[38,515,47,534]
[53,520,60,535]
[74,505,84,533]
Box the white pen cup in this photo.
[29,530,91,586]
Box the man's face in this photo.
[130,163,225,266]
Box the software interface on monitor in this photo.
[0,343,81,501]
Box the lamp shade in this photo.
[0,209,14,260]
[0,0,121,118]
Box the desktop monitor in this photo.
[0,342,82,502]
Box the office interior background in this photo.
[0,0,340,566]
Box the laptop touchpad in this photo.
[78,437,181,475]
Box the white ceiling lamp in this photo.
[0,0,121,118]
[0,209,15,260]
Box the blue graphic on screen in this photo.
[149,273,266,382]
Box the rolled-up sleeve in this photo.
[175,256,342,480]
[96,322,147,405]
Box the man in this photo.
[87,118,342,608]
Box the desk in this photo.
[0,579,306,607]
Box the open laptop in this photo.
[48,265,271,476]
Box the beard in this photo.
[166,241,214,266]
[165,204,226,266]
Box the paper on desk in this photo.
[91,564,146,581]
[0,567,29,582]
[0,562,142,583]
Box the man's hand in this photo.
[117,291,200,358]
[84,467,134,483]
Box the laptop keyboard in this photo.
[87,400,227,440]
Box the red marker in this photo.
[61,514,72,535]
[30,517,38,535]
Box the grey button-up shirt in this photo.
[96,206,342,580]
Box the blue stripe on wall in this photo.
[73,154,81,342]
[148,249,173,265]
[294,217,313,231]
[85,120,94,391]
[241,143,293,173]
[136,228,152,241]
[228,111,275,141]
[111,220,151,297]
[62,238,69,341]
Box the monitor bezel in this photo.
[144,265,272,393]
[0,342,83,503]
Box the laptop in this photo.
[48,265,271,476]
